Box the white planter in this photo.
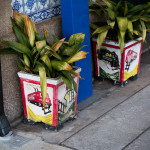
[92,37,143,84]
[18,67,81,128]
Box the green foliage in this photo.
[89,0,150,52]
[0,11,87,111]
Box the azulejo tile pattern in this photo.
[11,0,61,23]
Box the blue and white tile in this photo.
[11,0,61,23]
[37,0,49,10]
[49,0,60,8]
[24,0,37,14]
[11,0,24,13]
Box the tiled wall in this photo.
[11,0,61,23]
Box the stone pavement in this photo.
[0,50,150,150]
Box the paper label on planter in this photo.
[97,46,121,81]
[24,82,53,125]
[123,43,141,81]
[58,77,77,123]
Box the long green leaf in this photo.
[51,60,72,71]
[24,16,35,47]
[41,54,52,73]
[36,40,46,51]
[1,41,32,59]
[127,20,133,34]
[90,23,99,30]
[45,46,62,60]
[38,66,47,112]
[61,70,77,93]
[11,17,30,48]
[35,33,45,41]
[102,0,115,9]
[107,8,115,20]
[57,72,72,90]
[68,33,85,46]
[118,32,124,53]
[70,70,83,79]
[129,4,149,13]
[93,25,110,35]
[62,45,86,56]
[0,48,18,54]
[23,54,30,67]
[140,20,146,42]
[89,9,101,17]
[117,17,128,39]
[97,30,108,50]
[124,1,128,16]
[107,20,115,28]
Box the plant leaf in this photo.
[61,71,77,93]
[124,1,128,16]
[93,25,110,35]
[107,8,115,20]
[62,45,86,56]
[101,0,115,9]
[35,33,45,41]
[38,66,47,112]
[57,72,72,90]
[24,16,35,47]
[117,17,128,39]
[52,38,65,51]
[41,54,52,73]
[97,30,108,50]
[43,28,48,40]
[45,46,62,60]
[107,20,115,28]
[127,20,133,34]
[11,17,30,48]
[118,32,124,53]
[13,10,26,28]
[140,20,146,42]
[68,33,85,46]
[51,60,72,71]
[23,54,30,67]
[0,47,18,54]
[1,41,32,59]
[89,9,101,17]
[90,23,99,30]
[36,40,46,51]
[67,51,88,64]
[70,70,83,79]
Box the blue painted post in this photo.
[61,0,93,103]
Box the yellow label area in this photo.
[27,106,53,125]
[124,65,138,81]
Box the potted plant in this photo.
[0,10,87,130]
[89,0,150,86]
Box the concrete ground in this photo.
[0,50,150,150]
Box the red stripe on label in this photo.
[92,41,99,77]
[53,85,58,127]
[137,43,143,74]
[102,43,120,49]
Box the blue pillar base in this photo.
[61,0,93,103]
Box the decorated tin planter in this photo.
[92,37,143,86]
[18,67,81,129]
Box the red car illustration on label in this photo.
[126,50,137,63]
[28,88,51,114]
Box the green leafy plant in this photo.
[89,0,150,52]
[0,10,87,112]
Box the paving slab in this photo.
[124,128,150,150]
[62,85,150,150]
[0,134,71,150]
